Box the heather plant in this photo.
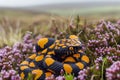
[62,18,120,80]
[82,20,120,80]
[0,32,36,80]
[0,17,120,80]
[106,61,120,80]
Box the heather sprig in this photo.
[0,69,21,80]
[106,61,120,80]
[0,32,35,80]
[0,19,120,80]
[77,69,87,80]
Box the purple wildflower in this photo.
[106,61,120,80]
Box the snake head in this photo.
[54,37,82,59]
[66,35,82,49]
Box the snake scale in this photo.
[19,35,90,80]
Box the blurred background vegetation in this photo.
[0,0,120,47]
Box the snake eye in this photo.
[69,47,74,50]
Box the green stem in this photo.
[91,75,99,80]
[101,58,107,80]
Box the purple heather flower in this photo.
[73,77,77,80]
[106,61,120,80]
[0,69,21,80]
[11,74,21,80]
[2,71,10,78]
[0,77,2,80]
[9,69,16,75]
[78,69,87,80]
[56,76,65,80]
[0,32,36,80]
[23,32,32,43]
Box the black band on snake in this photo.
[19,35,90,80]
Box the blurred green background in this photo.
[0,0,120,47]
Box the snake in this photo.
[19,35,90,80]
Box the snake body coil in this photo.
[19,35,90,80]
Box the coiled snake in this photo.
[19,35,90,80]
